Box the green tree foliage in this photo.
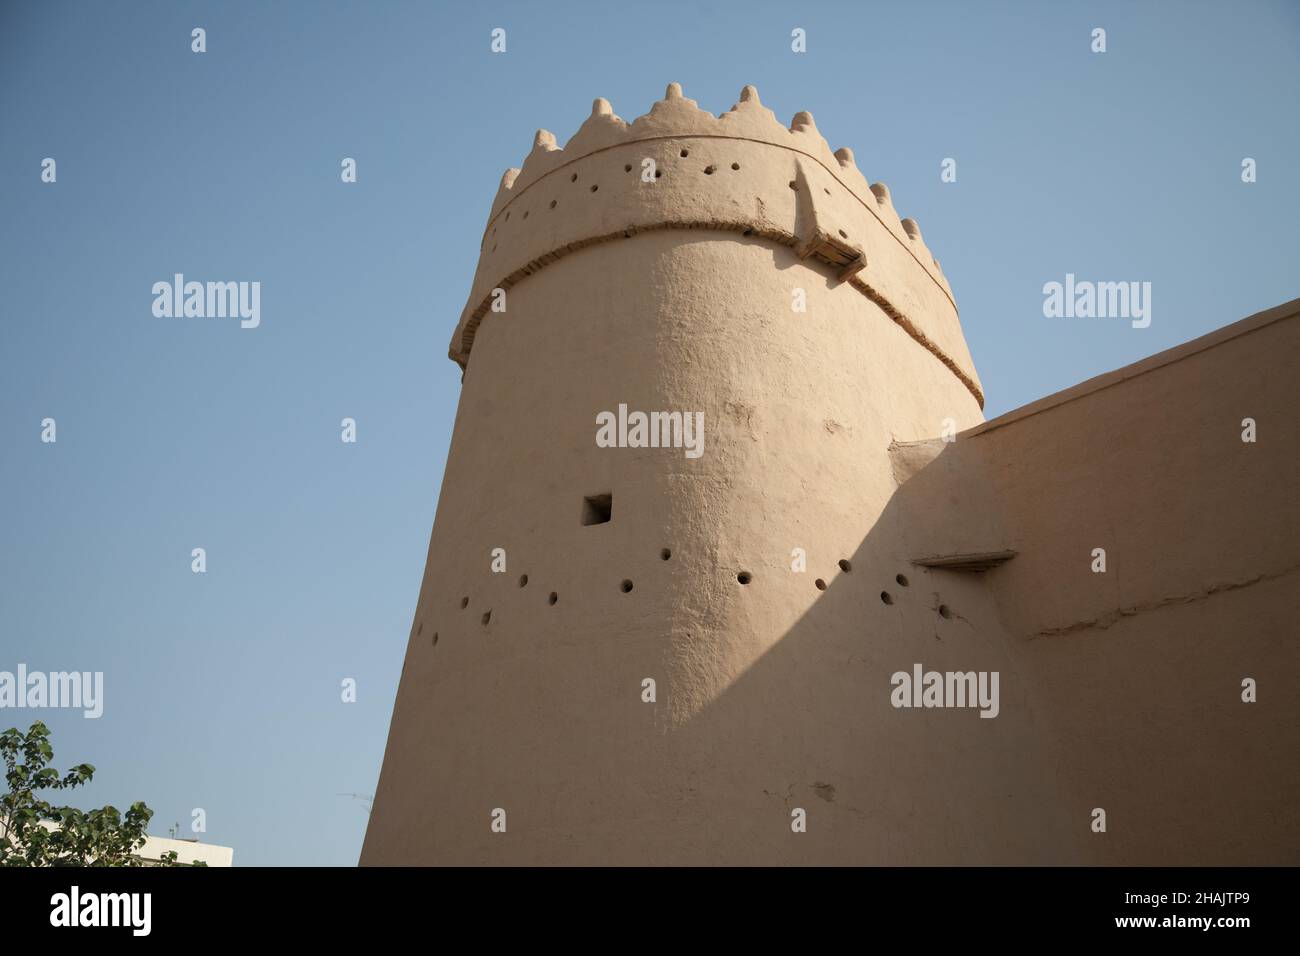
[0,721,201,866]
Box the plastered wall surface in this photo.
[361,86,1298,866]
[892,302,1300,864]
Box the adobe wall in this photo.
[449,84,983,408]
[361,222,1078,863]
[888,300,1300,863]
[362,85,1293,866]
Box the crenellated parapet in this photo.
[450,83,983,407]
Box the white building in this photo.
[0,820,233,866]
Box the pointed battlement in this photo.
[452,84,983,407]
[370,81,1299,869]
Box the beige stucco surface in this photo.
[890,300,1300,863]
[361,86,1298,865]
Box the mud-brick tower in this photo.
[360,83,1069,865]
[364,83,1300,865]
[362,82,1072,866]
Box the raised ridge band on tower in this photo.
[450,83,985,408]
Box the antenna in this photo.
[337,792,374,816]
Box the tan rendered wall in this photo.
[889,301,1300,863]
[362,85,1295,866]
[362,229,1084,864]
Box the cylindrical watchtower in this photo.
[362,85,1079,865]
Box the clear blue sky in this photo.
[1,1,1296,865]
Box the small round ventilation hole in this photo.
[624,163,632,172]
[680,148,689,158]
[815,578,828,591]
[590,184,598,192]
[570,172,578,183]
[621,579,634,593]
[938,604,953,619]
[880,591,894,605]
[731,162,740,170]
[703,165,715,175]
[654,169,662,179]
[460,596,469,609]
[737,571,753,585]
[549,199,557,209]
[519,574,528,588]
[788,180,797,190]
[431,632,439,646]
[838,559,852,572]
[548,591,558,605]
[481,610,492,626]
[896,573,909,587]
[838,229,848,239]
[742,228,753,237]
[660,548,672,561]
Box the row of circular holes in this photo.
[490,149,745,252]
[811,559,933,611]
[490,154,869,253]
[457,547,679,626]
[506,171,878,243]
[429,551,951,644]
[430,551,673,640]
[816,562,950,617]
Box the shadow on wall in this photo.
[665,302,1300,865]
[652,450,1091,866]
